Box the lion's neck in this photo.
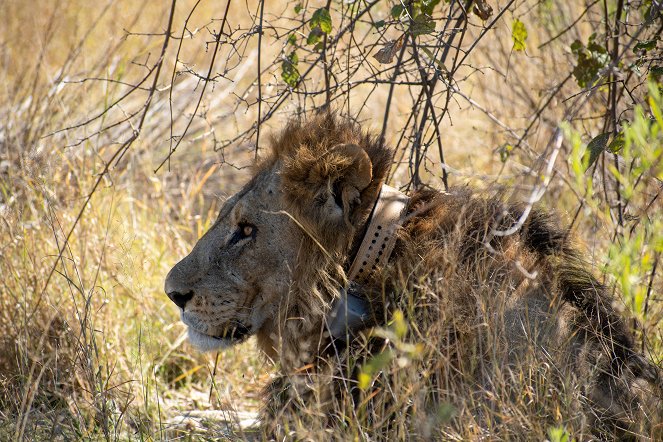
[257,183,407,372]
[256,285,337,371]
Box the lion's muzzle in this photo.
[164,259,198,310]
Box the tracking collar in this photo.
[328,184,409,341]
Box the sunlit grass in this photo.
[1,0,661,439]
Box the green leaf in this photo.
[547,426,571,442]
[570,40,583,54]
[391,310,408,339]
[357,372,372,390]
[500,144,514,163]
[287,33,297,46]
[310,7,332,34]
[650,65,663,80]
[374,19,386,28]
[368,350,394,372]
[294,3,302,14]
[421,46,449,72]
[358,350,394,390]
[512,18,528,51]
[436,402,456,424]
[634,40,657,52]
[571,35,609,88]
[420,0,442,16]
[583,132,610,170]
[391,4,404,18]
[281,51,300,88]
[412,14,435,36]
[608,133,625,153]
[645,3,662,23]
[306,28,323,46]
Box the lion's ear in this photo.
[324,143,373,222]
[282,142,373,225]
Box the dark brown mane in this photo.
[265,112,393,184]
[261,112,395,260]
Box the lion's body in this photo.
[382,187,660,438]
[165,114,661,440]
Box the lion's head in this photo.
[164,114,391,360]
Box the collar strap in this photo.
[348,184,410,283]
[328,184,409,342]
[327,286,370,341]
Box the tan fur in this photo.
[165,113,661,440]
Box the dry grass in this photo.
[0,1,267,439]
[0,0,661,440]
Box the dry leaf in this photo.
[473,0,493,20]
[372,35,405,64]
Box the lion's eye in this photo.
[239,224,255,238]
[228,223,256,246]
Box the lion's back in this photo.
[377,187,663,439]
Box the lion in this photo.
[165,113,661,440]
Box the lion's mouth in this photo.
[186,325,251,352]
[213,323,250,341]
[181,312,252,351]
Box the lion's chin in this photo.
[186,328,235,352]
[181,311,252,352]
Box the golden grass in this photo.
[0,0,661,440]
[0,1,269,439]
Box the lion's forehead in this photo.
[220,170,281,219]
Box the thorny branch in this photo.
[39,0,662,312]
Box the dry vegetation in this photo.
[0,0,661,440]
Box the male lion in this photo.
[165,113,661,440]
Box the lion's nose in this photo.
[167,290,194,310]
[165,267,195,310]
